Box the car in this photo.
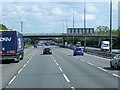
[73,47,84,56]
[110,54,120,69]
[43,48,52,55]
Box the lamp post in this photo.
[84,1,86,51]
[109,0,112,53]
[21,21,23,33]
[72,8,75,46]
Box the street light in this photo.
[84,1,86,51]
[109,0,112,53]
[21,21,23,33]
[72,8,75,46]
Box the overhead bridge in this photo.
[23,33,118,38]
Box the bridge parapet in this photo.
[23,33,118,38]
[24,33,62,36]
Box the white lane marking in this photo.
[86,62,94,66]
[8,76,16,85]
[62,47,110,62]
[74,57,85,62]
[59,67,63,73]
[80,59,85,62]
[60,48,120,79]
[51,55,56,62]
[63,74,70,82]
[74,56,120,79]
[6,50,38,88]
[86,53,110,61]
[26,60,29,64]
[71,87,75,90]
[112,74,120,78]
[18,68,23,74]
[23,64,27,68]
[56,63,59,66]
[97,67,107,72]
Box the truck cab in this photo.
[101,41,110,52]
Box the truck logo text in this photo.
[0,37,12,42]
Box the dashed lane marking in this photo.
[112,73,120,78]
[56,63,59,66]
[86,53,111,61]
[63,74,70,83]
[58,67,63,73]
[8,76,16,85]
[71,87,75,90]
[6,50,38,88]
[74,57,120,79]
[18,68,23,74]
[23,64,27,68]
[97,67,107,72]
[86,62,94,66]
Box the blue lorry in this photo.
[0,30,24,62]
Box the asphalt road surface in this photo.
[1,46,120,90]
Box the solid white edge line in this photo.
[8,76,16,85]
[63,74,70,82]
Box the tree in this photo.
[96,26,109,34]
[0,24,8,30]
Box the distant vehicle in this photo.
[45,43,49,46]
[101,41,110,51]
[76,42,81,47]
[38,43,42,46]
[34,45,37,48]
[0,30,24,62]
[73,47,84,56]
[43,48,52,54]
[110,54,120,69]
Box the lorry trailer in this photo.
[0,30,24,62]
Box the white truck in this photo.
[101,41,110,52]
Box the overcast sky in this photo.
[1,0,120,33]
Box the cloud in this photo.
[31,5,42,12]
[81,14,96,21]
[52,7,64,16]
[86,4,99,13]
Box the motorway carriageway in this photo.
[1,46,120,90]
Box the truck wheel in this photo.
[14,59,20,63]
[20,52,24,60]
[114,63,118,70]
[20,54,23,60]
[110,61,113,68]
[14,55,20,63]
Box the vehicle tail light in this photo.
[9,51,15,54]
[0,52,2,54]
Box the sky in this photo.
[1,0,120,33]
